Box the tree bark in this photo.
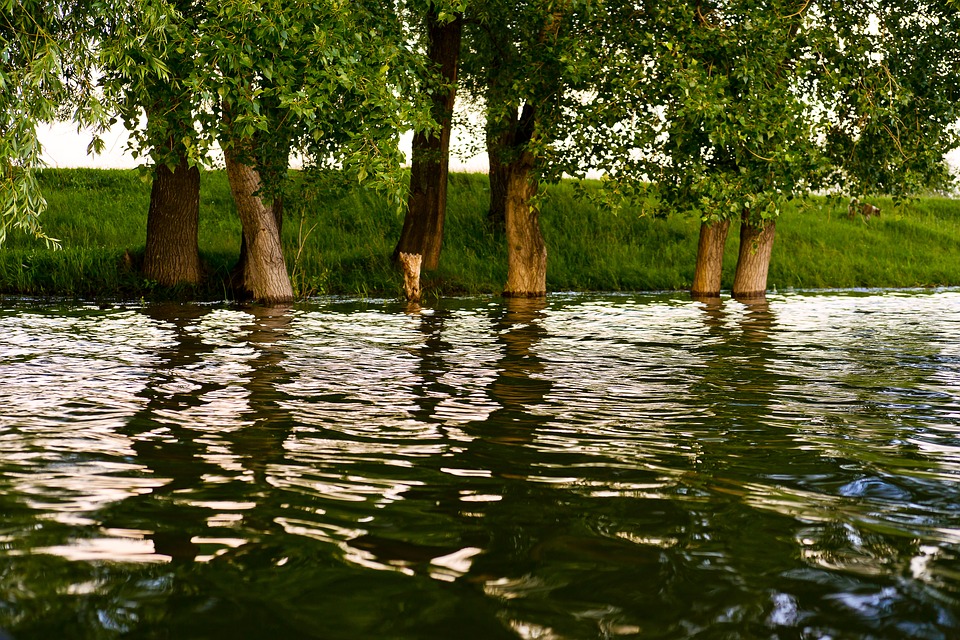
[732,212,776,300]
[486,116,511,233]
[393,11,462,271]
[223,146,294,304]
[690,218,731,299]
[503,154,547,297]
[143,147,202,287]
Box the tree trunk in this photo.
[503,156,547,297]
[393,11,462,271]
[399,252,422,303]
[232,125,288,288]
[732,212,776,300]
[143,149,202,286]
[486,116,511,233]
[690,218,731,299]
[487,5,563,299]
[232,191,282,288]
[223,147,294,304]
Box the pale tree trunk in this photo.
[223,147,294,304]
[503,154,547,297]
[690,218,731,299]
[143,145,202,287]
[732,212,776,300]
[233,125,289,286]
[232,193,283,288]
[399,252,422,303]
[393,11,462,271]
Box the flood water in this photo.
[1,291,959,639]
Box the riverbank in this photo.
[1,168,957,300]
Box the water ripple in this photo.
[1,292,960,637]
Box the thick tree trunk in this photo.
[732,212,776,300]
[690,218,731,299]
[393,11,462,271]
[223,147,294,304]
[503,157,547,297]
[143,149,202,286]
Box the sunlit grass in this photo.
[1,168,958,300]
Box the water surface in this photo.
[1,291,959,639]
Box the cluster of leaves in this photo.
[459,0,606,175]
[2,0,187,244]
[2,0,448,240]
[1,0,77,246]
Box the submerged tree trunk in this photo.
[223,146,294,304]
[393,11,462,271]
[399,252,423,303]
[732,211,776,300]
[690,218,731,299]
[143,146,202,286]
[503,153,547,297]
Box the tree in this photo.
[816,1,960,200]
[0,1,205,285]
[640,1,821,300]
[138,5,205,288]
[95,0,285,294]
[0,0,117,248]
[96,1,208,287]
[194,0,423,303]
[1,1,424,302]
[595,1,960,300]
[462,0,614,297]
[393,3,465,275]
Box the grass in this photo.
[1,168,958,300]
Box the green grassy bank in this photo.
[1,168,958,300]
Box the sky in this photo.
[37,121,491,172]
[38,121,960,182]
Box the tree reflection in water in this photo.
[118,302,220,564]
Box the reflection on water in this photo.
[1,291,959,638]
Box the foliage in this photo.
[1,0,446,246]
[460,0,614,179]
[814,0,960,199]
[578,1,959,224]
[659,1,821,224]
[94,0,201,169]
[1,0,957,253]
[575,2,824,224]
[189,0,437,206]
[0,1,84,246]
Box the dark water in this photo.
[1,291,959,639]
